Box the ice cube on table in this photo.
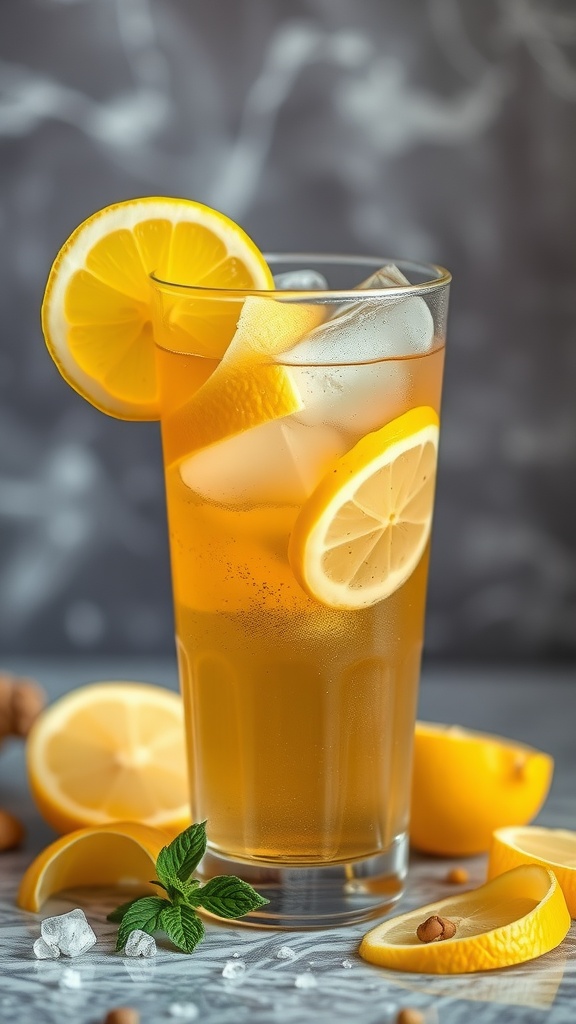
[284,263,435,437]
[180,416,347,507]
[276,945,297,961]
[169,1004,200,1019]
[33,936,60,960]
[222,958,247,979]
[40,909,97,958]
[274,270,328,290]
[294,972,317,989]
[124,929,157,957]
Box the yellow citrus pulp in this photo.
[41,197,273,418]
[17,821,170,912]
[410,723,553,856]
[161,296,325,467]
[489,825,576,918]
[288,406,439,610]
[359,865,570,974]
[26,682,190,835]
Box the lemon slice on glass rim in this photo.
[41,196,274,419]
[288,406,439,609]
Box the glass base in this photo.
[198,832,408,929]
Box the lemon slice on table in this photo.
[288,406,439,609]
[41,197,274,419]
[359,865,570,974]
[411,723,554,857]
[489,826,576,917]
[17,821,171,912]
[162,296,325,467]
[26,682,190,836]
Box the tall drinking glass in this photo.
[151,256,450,927]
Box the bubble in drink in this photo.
[274,270,329,290]
[124,929,157,957]
[40,909,97,958]
[33,936,60,960]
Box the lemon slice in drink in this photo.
[163,296,325,467]
[288,406,439,609]
[41,197,273,419]
[489,826,576,917]
[359,865,570,974]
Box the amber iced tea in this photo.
[153,258,449,925]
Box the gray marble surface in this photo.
[1,2,576,661]
[0,659,575,1023]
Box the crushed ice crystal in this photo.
[276,945,297,961]
[294,972,317,989]
[168,1004,199,1019]
[222,959,246,979]
[33,936,60,960]
[40,909,96,958]
[124,929,157,958]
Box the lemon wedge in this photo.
[359,865,570,973]
[26,682,189,835]
[489,825,576,917]
[288,406,439,609]
[41,197,273,418]
[411,723,553,856]
[17,821,170,912]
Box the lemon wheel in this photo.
[288,406,439,609]
[26,682,190,835]
[41,197,274,419]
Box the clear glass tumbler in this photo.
[151,255,450,927]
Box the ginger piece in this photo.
[0,809,24,851]
[0,672,45,741]
[104,1010,140,1024]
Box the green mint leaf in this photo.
[165,876,203,907]
[195,875,270,919]
[159,903,205,953]
[115,896,167,952]
[107,896,144,924]
[156,821,207,886]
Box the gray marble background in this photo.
[0,0,575,659]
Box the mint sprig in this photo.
[107,821,269,954]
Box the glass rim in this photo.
[150,252,451,301]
